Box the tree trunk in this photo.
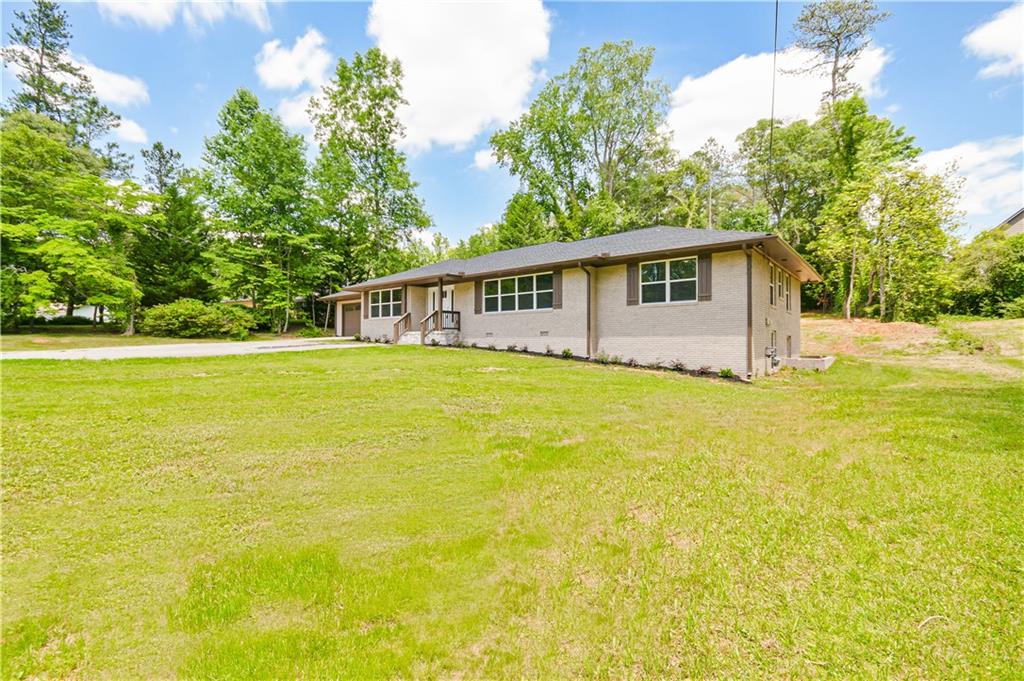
[65,294,75,318]
[92,305,98,329]
[879,256,887,322]
[123,304,136,336]
[844,245,857,320]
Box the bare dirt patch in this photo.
[801,315,1022,380]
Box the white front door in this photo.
[428,285,455,314]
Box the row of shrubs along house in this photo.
[320,226,821,379]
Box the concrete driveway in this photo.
[1,337,374,361]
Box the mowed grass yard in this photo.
[2,330,1022,677]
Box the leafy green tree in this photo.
[0,110,149,328]
[792,0,890,106]
[738,118,830,246]
[948,229,1024,317]
[309,48,431,292]
[141,141,184,194]
[490,41,672,239]
[493,193,554,250]
[133,172,214,307]
[202,89,313,332]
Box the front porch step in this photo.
[424,330,459,346]
[396,329,460,345]
[397,331,421,345]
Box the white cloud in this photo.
[97,1,270,33]
[472,149,497,171]
[667,45,889,157]
[367,0,550,152]
[256,28,331,91]
[4,46,148,107]
[963,4,1024,79]
[115,117,149,144]
[75,55,149,107]
[920,136,1024,228]
[277,91,315,131]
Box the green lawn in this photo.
[2,345,1021,677]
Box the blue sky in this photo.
[3,1,1022,241]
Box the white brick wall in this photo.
[751,251,801,377]
[454,268,588,356]
[593,251,748,374]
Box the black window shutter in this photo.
[401,285,408,314]
[474,281,482,314]
[552,270,562,309]
[362,292,368,319]
[626,263,639,306]
[698,253,712,301]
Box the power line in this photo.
[766,0,780,228]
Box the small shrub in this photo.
[595,351,610,364]
[561,348,573,359]
[297,326,326,338]
[718,367,735,378]
[470,342,478,348]
[609,355,622,364]
[669,359,687,372]
[506,343,518,352]
[352,333,362,342]
[519,344,529,353]
[939,323,990,354]
[139,299,255,339]
[698,365,712,375]
[625,357,639,368]
[545,345,554,356]
[487,343,496,351]
[453,340,466,348]
[998,296,1024,319]
[429,337,440,346]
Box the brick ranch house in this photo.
[320,226,821,378]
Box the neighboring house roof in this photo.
[998,207,1024,236]
[318,290,361,302]
[336,226,822,295]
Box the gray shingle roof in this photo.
[352,226,775,289]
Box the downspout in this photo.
[581,262,597,357]
[745,246,753,379]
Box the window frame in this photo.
[638,256,699,306]
[482,272,554,314]
[369,287,403,319]
[785,273,792,312]
[768,263,776,307]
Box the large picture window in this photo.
[369,287,402,318]
[483,272,553,313]
[640,256,697,304]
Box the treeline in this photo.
[2,1,431,333]
[442,1,1022,322]
[2,1,1021,335]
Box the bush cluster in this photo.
[139,299,255,339]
